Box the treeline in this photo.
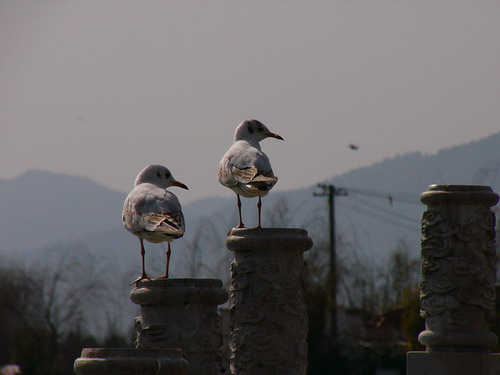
[305,239,423,374]
[0,243,423,375]
[0,198,498,375]
[0,245,132,375]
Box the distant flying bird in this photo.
[349,144,359,150]
[218,119,283,228]
[122,164,188,284]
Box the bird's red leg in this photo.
[140,239,148,278]
[237,195,245,228]
[130,239,149,285]
[257,196,262,228]
[163,243,171,279]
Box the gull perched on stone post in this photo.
[218,119,283,228]
[122,164,188,284]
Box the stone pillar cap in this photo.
[421,184,499,207]
[130,278,229,306]
[135,278,223,288]
[226,227,313,252]
[80,348,184,359]
[74,348,188,375]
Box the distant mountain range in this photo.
[1,131,498,336]
[1,132,498,268]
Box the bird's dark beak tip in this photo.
[175,181,189,190]
[268,132,284,141]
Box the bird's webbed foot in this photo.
[130,274,150,286]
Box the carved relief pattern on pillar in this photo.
[420,208,497,326]
[135,311,223,354]
[130,280,228,375]
[229,258,309,375]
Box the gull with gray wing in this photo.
[122,164,188,284]
[218,119,283,228]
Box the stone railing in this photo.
[74,184,500,374]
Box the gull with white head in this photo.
[122,164,188,284]
[218,119,283,228]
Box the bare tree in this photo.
[37,243,103,339]
[0,242,106,375]
[179,213,233,283]
[384,238,420,307]
[267,195,292,228]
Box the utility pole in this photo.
[314,184,347,340]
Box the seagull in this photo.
[218,119,283,228]
[122,164,188,284]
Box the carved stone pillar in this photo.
[407,185,500,375]
[419,185,499,351]
[226,228,313,375]
[130,278,229,375]
[73,348,188,375]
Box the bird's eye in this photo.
[257,126,264,132]
[165,172,171,179]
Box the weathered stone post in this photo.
[130,278,229,375]
[407,185,500,375]
[226,228,313,375]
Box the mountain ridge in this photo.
[0,131,497,337]
[0,130,498,262]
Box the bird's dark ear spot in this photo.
[157,171,161,178]
[247,124,254,134]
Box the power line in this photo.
[337,186,419,205]
[338,200,417,232]
[344,194,420,225]
[312,183,420,340]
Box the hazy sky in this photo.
[2,1,499,203]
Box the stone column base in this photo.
[73,348,188,375]
[407,351,500,375]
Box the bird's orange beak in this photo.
[267,132,284,141]
[173,181,189,190]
